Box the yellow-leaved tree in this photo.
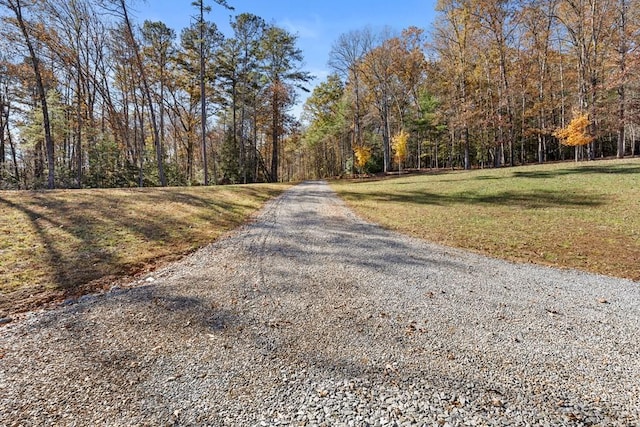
[553,113,594,161]
[392,129,409,172]
[354,145,372,175]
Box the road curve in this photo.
[2,181,639,426]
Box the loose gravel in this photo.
[1,181,639,426]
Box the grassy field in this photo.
[331,159,640,282]
[0,184,289,316]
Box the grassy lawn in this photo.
[0,184,289,316]
[331,158,640,282]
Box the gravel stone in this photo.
[1,181,639,426]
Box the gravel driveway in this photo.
[1,181,639,426]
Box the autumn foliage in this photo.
[553,113,594,147]
[354,145,372,173]
[392,130,409,170]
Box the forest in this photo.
[1,0,639,189]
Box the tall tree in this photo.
[359,35,395,173]
[472,0,519,166]
[42,0,111,187]
[615,0,628,158]
[173,20,222,183]
[1,0,56,188]
[231,13,265,183]
[192,0,233,185]
[302,74,348,178]
[104,0,167,186]
[432,0,478,170]
[216,14,266,183]
[142,20,176,179]
[259,25,311,182]
[519,0,559,163]
[329,28,374,173]
[0,61,9,184]
[556,0,615,160]
[194,0,211,185]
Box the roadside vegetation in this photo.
[0,184,288,316]
[331,159,640,282]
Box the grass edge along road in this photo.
[331,158,640,282]
[0,184,290,317]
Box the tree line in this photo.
[0,0,310,189]
[2,0,639,189]
[295,0,640,180]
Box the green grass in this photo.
[0,184,289,316]
[331,159,640,282]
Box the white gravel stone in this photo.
[1,181,639,426]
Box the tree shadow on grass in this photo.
[339,188,606,210]
[511,163,640,179]
[97,191,247,241]
[0,188,275,315]
[0,195,106,291]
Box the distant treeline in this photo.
[1,0,639,188]
[0,0,309,189]
[298,0,640,179]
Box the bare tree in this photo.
[1,0,56,188]
[101,0,167,186]
[329,28,374,173]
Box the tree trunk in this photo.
[271,86,279,182]
[353,70,361,175]
[159,64,166,181]
[12,0,55,188]
[7,116,20,185]
[463,127,470,170]
[198,2,208,186]
[75,50,83,188]
[0,99,5,183]
[119,0,166,186]
[382,101,391,173]
[617,0,627,159]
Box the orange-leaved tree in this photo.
[392,129,409,172]
[354,145,372,175]
[553,112,594,161]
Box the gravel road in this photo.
[1,181,639,426]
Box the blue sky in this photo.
[134,0,438,116]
